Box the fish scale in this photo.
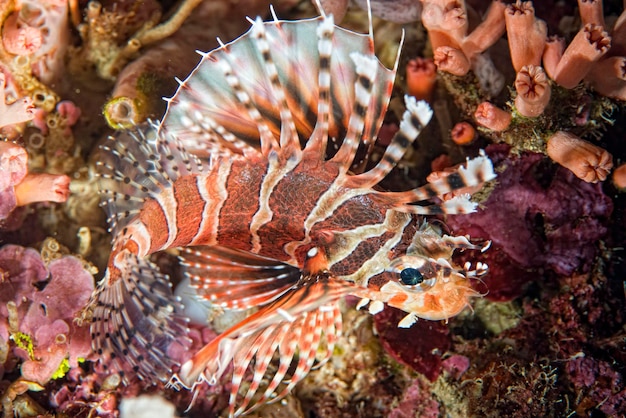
[87,7,496,417]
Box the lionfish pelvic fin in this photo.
[170,273,354,416]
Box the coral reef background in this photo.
[0,0,625,416]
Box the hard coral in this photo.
[546,130,613,183]
[504,1,546,72]
[514,65,551,118]
[0,244,95,385]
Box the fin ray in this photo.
[89,253,191,382]
[180,246,301,309]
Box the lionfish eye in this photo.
[399,268,424,286]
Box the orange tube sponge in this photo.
[546,131,613,183]
[406,58,437,102]
[504,1,547,72]
[552,24,611,89]
[612,163,626,189]
[611,8,626,56]
[474,102,511,132]
[450,122,476,145]
[434,46,470,76]
[514,65,551,117]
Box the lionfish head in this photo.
[354,222,488,326]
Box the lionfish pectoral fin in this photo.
[180,245,301,309]
[90,253,191,382]
[174,274,353,416]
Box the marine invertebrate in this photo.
[546,130,612,183]
[514,65,551,117]
[0,140,70,221]
[474,101,511,132]
[612,162,626,189]
[0,73,34,130]
[1,13,42,56]
[585,56,626,101]
[450,121,476,145]
[88,9,495,416]
[434,46,470,77]
[551,23,611,89]
[504,1,546,72]
[447,145,612,300]
[0,243,95,385]
[406,57,436,102]
[422,0,506,72]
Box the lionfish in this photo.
[89,5,495,416]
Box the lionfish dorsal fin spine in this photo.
[330,52,379,170]
[348,95,434,189]
[250,17,301,158]
[214,50,279,156]
[304,14,335,158]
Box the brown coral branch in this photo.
[125,0,204,50]
[434,46,470,76]
[504,1,547,72]
[552,24,611,89]
[474,102,511,132]
[461,0,506,60]
[514,65,551,117]
[546,131,613,183]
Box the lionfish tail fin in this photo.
[173,275,352,416]
[384,151,496,215]
[89,252,191,382]
[97,124,206,236]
